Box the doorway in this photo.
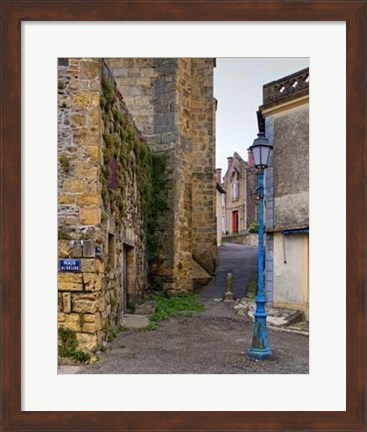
[232,210,239,234]
[122,244,135,314]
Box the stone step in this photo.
[122,314,150,329]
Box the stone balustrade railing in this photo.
[263,68,309,106]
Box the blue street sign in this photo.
[59,259,81,272]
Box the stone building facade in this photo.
[58,58,216,353]
[222,152,257,236]
[106,59,217,291]
[261,67,309,317]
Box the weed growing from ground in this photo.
[246,274,258,302]
[58,328,91,364]
[146,293,205,330]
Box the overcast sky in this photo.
[213,57,310,178]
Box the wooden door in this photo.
[232,210,239,234]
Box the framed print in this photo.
[1,1,366,431]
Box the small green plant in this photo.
[248,222,259,234]
[246,274,258,301]
[58,328,78,357]
[110,296,117,308]
[102,72,116,106]
[140,322,159,331]
[58,328,91,363]
[145,293,205,330]
[105,323,125,342]
[127,301,136,314]
[72,350,91,363]
[100,95,107,109]
[107,330,116,342]
[59,154,71,173]
[113,109,123,124]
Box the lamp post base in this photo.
[247,314,272,360]
[247,347,272,361]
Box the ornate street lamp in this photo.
[247,132,273,360]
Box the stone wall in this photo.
[190,59,217,274]
[58,59,149,353]
[222,233,258,246]
[107,58,216,292]
[273,107,309,228]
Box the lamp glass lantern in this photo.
[250,132,272,169]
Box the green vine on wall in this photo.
[100,65,169,268]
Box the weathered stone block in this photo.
[72,297,98,314]
[98,296,107,312]
[63,179,85,193]
[58,240,83,258]
[80,60,100,80]
[81,258,96,272]
[80,207,101,225]
[82,313,102,333]
[76,194,100,206]
[83,273,102,292]
[87,146,101,163]
[73,130,100,147]
[71,91,99,108]
[58,313,81,331]
[62,293,71,313]
[71,113,86,128]
[96,260,105,274]
[82,240,95,257]
[75,163,98,179]
[59,194,75,205]
[88,108,100,130]
[58,273,83,291]
[64,216,79,226]
[76,332,98,352]
[136,77,151,87]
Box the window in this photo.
[221,193,226,208]
[231,170,240,201]
[232,181,239,201]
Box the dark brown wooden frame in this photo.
[1,1,366,431]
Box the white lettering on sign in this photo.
[59,259,81,272]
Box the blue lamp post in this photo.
[247,132,273,360]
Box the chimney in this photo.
[247,148,254,167]
[215,168,222,184]
[227,157,233,169]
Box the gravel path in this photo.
[77,244,308,375]
[79,299,308,374]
